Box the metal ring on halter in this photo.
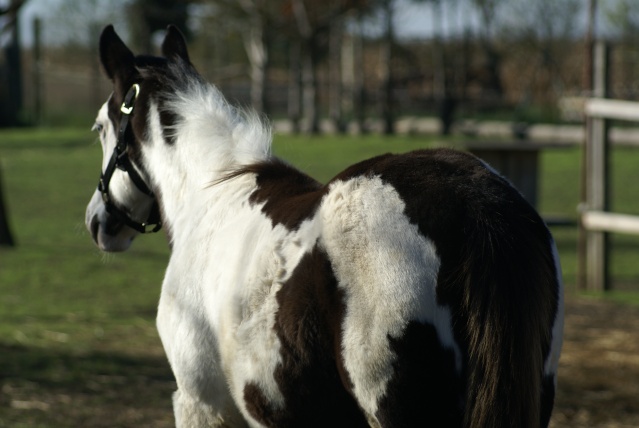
[120,83,140,115]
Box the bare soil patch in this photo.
[551,296,639,427]
[1,296,638,427]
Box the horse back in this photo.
[242,148,561,427]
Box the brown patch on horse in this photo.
[243,246,368,427]
[222,159,325,230]
[376,321,463,426]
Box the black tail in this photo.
[460,191,559,428]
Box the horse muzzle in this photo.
[86,190,138,252]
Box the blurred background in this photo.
[1,0,637,131]
[1,1,639,427]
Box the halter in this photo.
[97,84,162,234]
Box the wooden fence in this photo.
[578,42,639,291]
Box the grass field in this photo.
[1,127,639,426]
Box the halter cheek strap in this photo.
[98,84,162,234]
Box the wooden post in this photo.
[584,41,610,291]
[578,0,597,290]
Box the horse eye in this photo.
[92,123,104,133]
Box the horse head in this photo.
[85,25,191,251]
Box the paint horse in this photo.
[85,25,563,428]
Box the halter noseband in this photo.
[97,84,162,234]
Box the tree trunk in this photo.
[329,18,344,133]
[584,0,597,92]
[288,40,302,134]
[431,0,455,135]
[0,164,15,247]
[1,8,23,127]
[300,39,319,134]
[90,21,103,112]
[291,0,319,134]
[380,0,395,135]
[353,13,366,134]
[243,10,268,113]
[32,17,43,125]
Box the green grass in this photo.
[1,127,639,425]
[0,128,172,426]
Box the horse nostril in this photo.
[90,215,100,243]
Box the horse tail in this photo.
[459,196,559,428]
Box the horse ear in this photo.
[99,24,135,82]
[162,25,191,64]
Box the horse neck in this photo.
[142,102,270,239]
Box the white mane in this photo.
[155,61,272,168]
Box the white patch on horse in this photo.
[147,117,323,425]
[320,176,462,421]
[224,215,323,415]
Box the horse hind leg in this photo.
[349,321,463,428]
[173,389,219,428]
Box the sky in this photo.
[9,0,470,46]
[2,0,620,48]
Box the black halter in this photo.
[98,84,162,234]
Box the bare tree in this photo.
[471,0,505,98]
[584,0,597,92]
[288,0,371,134]
[290,0,320,133]
[238,0,270,113]
[328,14,345,133]
[197,0,369,132]
[197,0,280,114]
[602,0,639,98]
[415,0,455,134]
[500,0,582,104]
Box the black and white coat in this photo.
[85,26,564,428]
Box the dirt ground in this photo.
[551,296,639,428]
[1,296,638,427]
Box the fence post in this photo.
[584,41,611,291]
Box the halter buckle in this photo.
[121,84,140,115]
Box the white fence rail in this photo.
[585,98,639,122]
[581,211,639,235]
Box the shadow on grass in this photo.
[0,343,176,427]
[0,343,174,386]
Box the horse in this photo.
[85,25,563,428]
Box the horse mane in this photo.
[142,59,272,168]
